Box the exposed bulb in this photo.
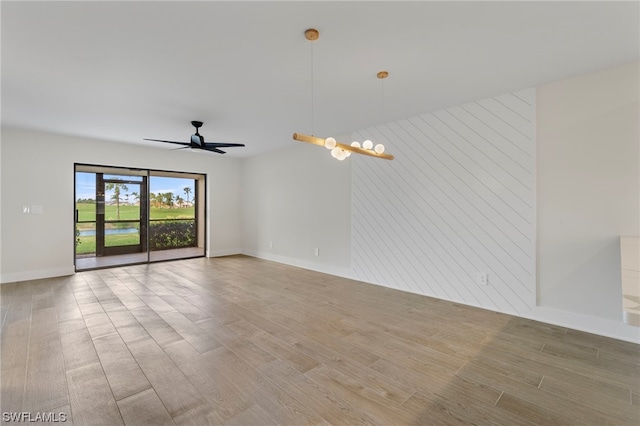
[374,144,385,154]
[331,147,341,158]
[363,140,373,150]
[325,137,337,150]
[351,141,361,148]
[337,150,347,161]
[344,150,352,158]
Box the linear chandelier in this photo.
[293,133,394,160]
[293,28,394,161]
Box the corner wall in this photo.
[536,62,639,339]
[0,128,243,283]
[242,64,640,342]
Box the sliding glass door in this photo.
[99,173,147,256]
[148,173,202,262]
[75,164,206,271]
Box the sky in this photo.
[76,172,195,202]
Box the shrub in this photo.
[149,220,196,250]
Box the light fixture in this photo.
[293,132,394,160]
[292,29,394,161]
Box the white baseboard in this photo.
[241,249,356,280]
[523,306,640,344]
[207,248,242,257]
[1,266,75,284]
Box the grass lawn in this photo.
[76,236,96,255]
[76,233,141,255]
[76,203,194,229]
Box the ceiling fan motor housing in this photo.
[190,121,204,146]
[191,133,204,146]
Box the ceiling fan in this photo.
[144,121,245,154]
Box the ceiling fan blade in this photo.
[144,138,190,146]
[172,146,191,151]
[203,142,245,148]
[201,146,226,154]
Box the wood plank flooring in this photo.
[1,255,639,425]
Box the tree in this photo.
[163,192,174,209]
[105,182,128,220]
[150,192,164,208]
[131,191,139,205]
[176,195,184,208]
[183,186,192,204]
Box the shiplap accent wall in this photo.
[351,88,535,315]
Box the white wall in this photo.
[241,141,352,276]
[0,128,243,282]
[536,62,639,334]
[351,89,536,316]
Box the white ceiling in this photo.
[2,1,638,158]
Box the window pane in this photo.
[76,172,96,222]
[104,181,141,221]
[148,176,196,251]
[149,177,195,219]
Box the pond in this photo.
[78,228,139,237]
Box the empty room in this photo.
[1,2,639,425]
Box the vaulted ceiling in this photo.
[2,1,638,158]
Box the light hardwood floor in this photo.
[1,255,639,425]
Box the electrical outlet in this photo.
[314,248,319,256]
[477,272,488,286]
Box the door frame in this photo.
[74,163,207,271]
[97,173,148,256]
